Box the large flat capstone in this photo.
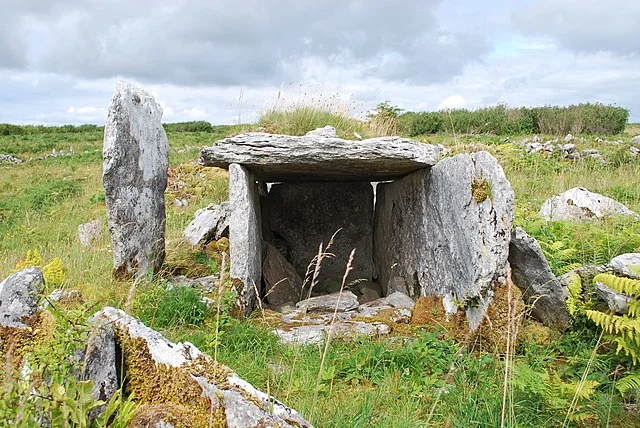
[199,132,438,181]
[103,81,168,277]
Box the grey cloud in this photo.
[1,0,489,86]
[514,0,640,55]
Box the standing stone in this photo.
[229,164,262,315]
[375,151,514,330]
[509,227,571,330]
[183,202,230,247]
[263,242,304,305]
[0,267,44,328]
[103,81,168,277]
[266,181,374,290]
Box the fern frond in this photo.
[558,263,582,276]
[608,335,640,365]
[616,372,640,395]
[628,300,640,318]
[566,273,583,317]
[593,273,640,298]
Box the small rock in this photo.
[78,219,103,248]
[358,287,381,304]
[632,135,640,147]
[595,282,631,314]
[609,253,640,279]
[0,267,44,328]
[533,135,541,143]
[508,228,571,330]
[0,154,23,164]
[595,137,604,143]
[539,187,638,221]
[561,143,576,155]
[384,291,415,309]
[46,289,83,307]
[296,290,359,313]
[389,308,412,323]
[183,202,230,247]
[630,147,640,157]
[564,134,573,143]
[305,125,337,138]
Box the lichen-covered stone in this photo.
[94,307,310,427]
[82,317,118,420]
[609,253,640,279]
[595,281,632,314]
[539,187,638,221]
[375,151,514,330]
[183,202,230,247]
[509,227,571,331]
[103,81,168,278]
[78,219,104,248]
[199,132,438,181]
[0,267,44,328]
[296,291,359,313]
[229,164,262,315]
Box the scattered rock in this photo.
[508,228,571,330]
[182,202,230,247]
[46,289,83,307]
[94,307,311,427]
[609,253,640,279]
[305,125,337,138]
[0,267,44,328]
[200,132,438,181]
[580,149,605,163]
[595,137,604,143]
[296,290,359,313]
[564,134,573,143]
[595,282,631,314]
[539,187,638,221]
[0,154,22,165]
[384,291,415,309]
[78,219,104,248]
[81,317,118,420]
[561,143,576,158]
[103,81,168,277]
[632,135,640,147]
[631,147,640,157]
[263,242,304,305]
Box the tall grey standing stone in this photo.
[0,267,44,328]
[374,151,514,330]
[103,82,168,277]
[509,227,571,330]
[229,163,262,315]
[266,181,374,289]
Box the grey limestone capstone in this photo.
[103,81,168,277]
[374,151,514,330]
[509,227,571,330]
[229,163,262,315]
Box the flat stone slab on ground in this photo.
[296,290,359,313]
[199,131,438,181]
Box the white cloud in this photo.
[438,95,467,110]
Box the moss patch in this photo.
[471,177,490,203]
[130,402,226,428]
[411,296,470,343]
[477,282,524,352]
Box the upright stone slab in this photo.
[374,151,514,329]
[103,81,168,277]
[266,182,374,289]
[229,163,262,315]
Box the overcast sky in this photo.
[1,0,639,125]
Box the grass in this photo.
[1,114,639,426]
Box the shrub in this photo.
[163,121,213,133]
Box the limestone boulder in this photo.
[508,228,571,330]
[539,187,638,221]
[183,202,230,247]
[374,151,514,330]
[94,307,311,428]
[609,253,640,279]
[0,267,44,328]
[103,81,168,277]
[200,132,438,181]
[384,292,415,309]
[305,126,337,138]
[82,317,118,420]
[263,242,304,305]
[595,282,631,314]
[78,219,103,248]
[296,291,359,313]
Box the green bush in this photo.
[399,103,628,136]
[163,121,213,132]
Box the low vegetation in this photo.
[1,104,639,426]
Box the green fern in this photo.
[616,372,640,395]
[566,273,583,317]
[593,273,640,298]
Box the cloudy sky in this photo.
[1,0,639,125]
